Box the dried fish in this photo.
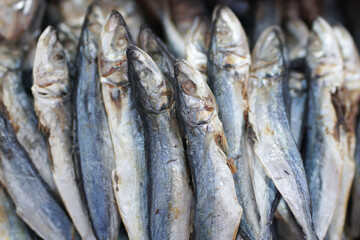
[32,26,96,240]
[73,4,120,239]
[99,11,148,240]
[207,6,259,240]
[305,17,344,240]
[128,45,193,240]
[175,59,242,240]
[248,26,317,240]
[0,43,57,195]
[0,111,77,240]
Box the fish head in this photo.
[208,5,250,70]
[175,59,216,126]
[99,10,133,84]
[250,26,286,84]
[332,24,360,92]
[307,17,343,89]
[32,26,69,98]
[285,18,309,66]
[0,0,39,40]
[127,45,173,113]
[80,3,104,60]
[138,25,175,77]
[184,16,209,74]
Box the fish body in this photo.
[305,17,344,240]
[128,46,192,240]
[0,43,57,194]
[288,72,307,145]
[275,19,309,239]
[253,0,281,44]
[99,11,148,240]
[32,26,96,240]
[174,59,242,240]
[73,4,120,240]
[248,26,317,240]
[0,186,32,240]
[0,111,76,240]
[327,24,360,240]
[207,6,259,240]
[245,130,278,240]
[331,23,360,240]
[285,19,309,146]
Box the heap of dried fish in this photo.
[0,1,359,240]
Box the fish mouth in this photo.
[38,26,57,48]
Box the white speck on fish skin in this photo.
[14,1,25,10]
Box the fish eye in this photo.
[139,69,149,79]
[113,36,127,50]
[53,52,64,61]
[181,80,197,95]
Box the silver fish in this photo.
[174,59,242,240]
[0,43,57,195]
[0,111,77,240]
[73,4,120,239]
[327,24,359,240]
[185,16,209,80]
[207,6,259,240]
[138,25,176,87]
[32,26,96,240]
[305,17,344,240]
[0,186,32,240]
[128,45,193,240]
[99,10,148,240]
[274,19,309,240]
[248,26,317,240]
[332,23,360,240]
